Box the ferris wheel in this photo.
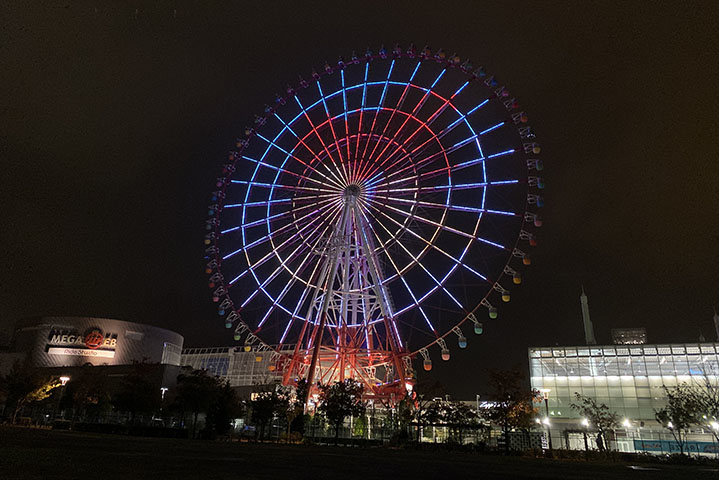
[204,44,544,398]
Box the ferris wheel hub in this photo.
[343,184,362,198]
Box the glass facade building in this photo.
[181,346,293,387]
[529,343,719,421]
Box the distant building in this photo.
[611,327,647,345]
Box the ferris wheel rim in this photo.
[207,46,544,362]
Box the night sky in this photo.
[2,1,718,398]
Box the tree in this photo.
[0,360,61,423]
[570,393,619,452]
[0,361,62,423]
[63,365,112,423]
[174,367,221,437]
[278,380,307,442]
[250,389,285,441]
[112,360,161,424]
[205,380,244,436]
[655,383,699,455]
[687,375,719,441]
[409,380,445,442]
[444,400,478,444]
[318,379,366,443]
[485,367,539,452]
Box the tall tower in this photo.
[580,286,596,345]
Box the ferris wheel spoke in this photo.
[401,148,516,186]
[230,179,336,196]
[272,113,346,189]
[340,70,352,168]
[364,81,471,182]
[364,69,447,177]
[366,205,466,311]
[374,133,479,188]
[222,197,339,259]
[374,195,521,217]
[357,208,438,335]
[351,62,371,183]
[278,245,329,345]
[224,192,337,210]
[360,61,421,179]
[364,201,490,283]
[252,219,336,326]
[371,179,519,196]
[370,200,512,251]
[290,97,347,184]
[253,134,344,191]
[230,195,339,231]
[229,205,336,286]
[242,221,329,310]
[367,97,494,186]
[313,83,350,181]
[357,59,396,179]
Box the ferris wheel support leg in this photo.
[303,312,327,409]
[303,200,353,409]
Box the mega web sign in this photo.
[46,326,118,358]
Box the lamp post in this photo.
[540,389,553,450]
[581,418,590,457]
[623,418,633,451]
[57,376,70,421]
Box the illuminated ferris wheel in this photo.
[204,44,544,399]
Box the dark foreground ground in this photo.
[1,427,716,480]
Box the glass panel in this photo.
[636,387,651,398]
[632,357,647,375]
[604,358,619,376]
[673,355,689,375]
[687,355,703,375]
[645,357,661,375]
[618,357,632,376]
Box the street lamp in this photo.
[57,376,70,421]
[539,389,553,450]
[581,418,590,454]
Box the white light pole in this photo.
[540,389,553,450]
[57,376,70,421]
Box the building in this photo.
[528,342,719,453]
[180,346,293,396]
[0,316,185,396]
[611,327,647,345]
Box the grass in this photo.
[0,426,713,479]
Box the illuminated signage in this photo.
[47,326,118,358]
